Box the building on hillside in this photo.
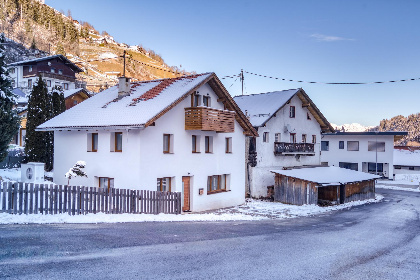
[320,131,407,179]
[271,166,379,206]
[393,146,420,175]
[233,89,334,198]
[37,73,257,212]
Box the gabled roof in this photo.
[63,88,90,99]
[8,55,83,73]
[271,166,380,186]
[37,73,258,136]
[233,88,334,132]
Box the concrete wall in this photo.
[320,134,394,178]
[250,94,322,198]
[53,82,246,212]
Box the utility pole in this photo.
[123,50,126,77]
[240,69,244,95]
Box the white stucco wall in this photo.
[53,82,246,212]
[250,94,323,198]
[320,134,394,178]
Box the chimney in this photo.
[118,76,131,99]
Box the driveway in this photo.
[0,188,419,280]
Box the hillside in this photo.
[374,113,420,146]
[330,123,373,132]
[0,0,188,92]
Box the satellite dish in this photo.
[284,124,292,133]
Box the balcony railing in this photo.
[185,107,235,133]
[274,142,315,156]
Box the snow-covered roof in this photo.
[271,166,380,186]
[234,89,298,127]
[37,73,258,136]
[394,148,420,167]
[233,89,334,132]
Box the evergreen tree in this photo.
[25,75,49,165]
[46,86,65,170]
[0,34,20,162]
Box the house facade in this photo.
[234,89,334,198]
[393,146,420,175]
[320,132,407,179]
[37,73,257,212]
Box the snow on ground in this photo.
[377,174,420,186]
[376,184,420,192]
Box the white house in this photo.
[320,132,407,179]
[233,89,334,198]
[393,147,420,175]
[37,73,257,212]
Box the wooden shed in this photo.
[271,166,379,206]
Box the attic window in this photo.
[51,68,55,73]
[289,106,295,118]
[203,95,211,107]
[58,69,63,75]
[29,66,33,72]
[191,91,201,107]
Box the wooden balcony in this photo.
[185,107,235,133]
[274,142,315,156]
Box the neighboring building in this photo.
[8,55,84,94]
[393,146,420,174]
[234,89,334,198]
[320,132,407,179]
[271,166,379,206]
[37,73,257,212]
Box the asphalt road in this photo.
[0,188,419,280]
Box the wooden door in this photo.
[182,176,191,212]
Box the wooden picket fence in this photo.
[0,182,182,215]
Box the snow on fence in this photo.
[0,182,182,215]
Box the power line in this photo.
[244,70,420,85]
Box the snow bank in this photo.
[376,184,420,192]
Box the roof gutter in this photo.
[36,125,146,132]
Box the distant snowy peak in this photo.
[330,123,374,132]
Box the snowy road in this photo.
[0,188,419,280]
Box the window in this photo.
[225,137,232,153]
[28,66,33,72]
[207,174,229,194]
[302,134,307,143]
[307,112,311,120]
[191,91,200,107]
[368,141,385,152]
[339,162,358,171]
[289,106,295,118]
[275,133,281,142]
[157,177,172,192]
[347,141,359,151]
[290,133,296,143]
[63,83,69,90]
[192,135,200,153]
[205,136,213,153]
[51,68,55,73]
[115,132,122,152]
[312,135,316,144]
[87,133,98,152]
[368,163,383,173]
[58,69,63,75]
[99,177,114,191]
[203,95,211,107]
[163,134,174,154]
[73,100,78,105]
[27,79,32,88]
[46,80,51,87]
[321,162,328,166]
[321,141,329,151]
[339,141,344,149]
[263,132,269,143]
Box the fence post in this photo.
[54,185,58,214]
[13,183,18,215]
[49,185,53,215]
[24,183,28,214]
[2,182,7,213]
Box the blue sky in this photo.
[45,0,420,126]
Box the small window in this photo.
[368,163,383,173]
[29,66,33,72]
[99,177,114,191]
[302,134,307,143]
[347,141,359,151]
[191,91,200,107]
[290,133,296,143]
[63,83,69,90]
[46,80,51,87]
[368,141,385,152]
[225,137,232,153]
[339,162,358,171]
[157,177,172,192]
[205,136,213,153]
[51,68,55,73]
[88,133,98,152]
[27,79,32,88]
[207,174,229,194]
[73,100,78,105]
[307,112,311,120]
[312,135,316,144]
[203,95,211,107]
[321,162,328,166]
[275,133,281,142]
[263,132,269,143]
[192,135,200,153]
[289,106,295,118]
[115,132,122,152]
[339,141,344,149]
[163,134,174,154]
[321,141,329,151]
[58,69,63,75]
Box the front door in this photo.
[182,176,191,212]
